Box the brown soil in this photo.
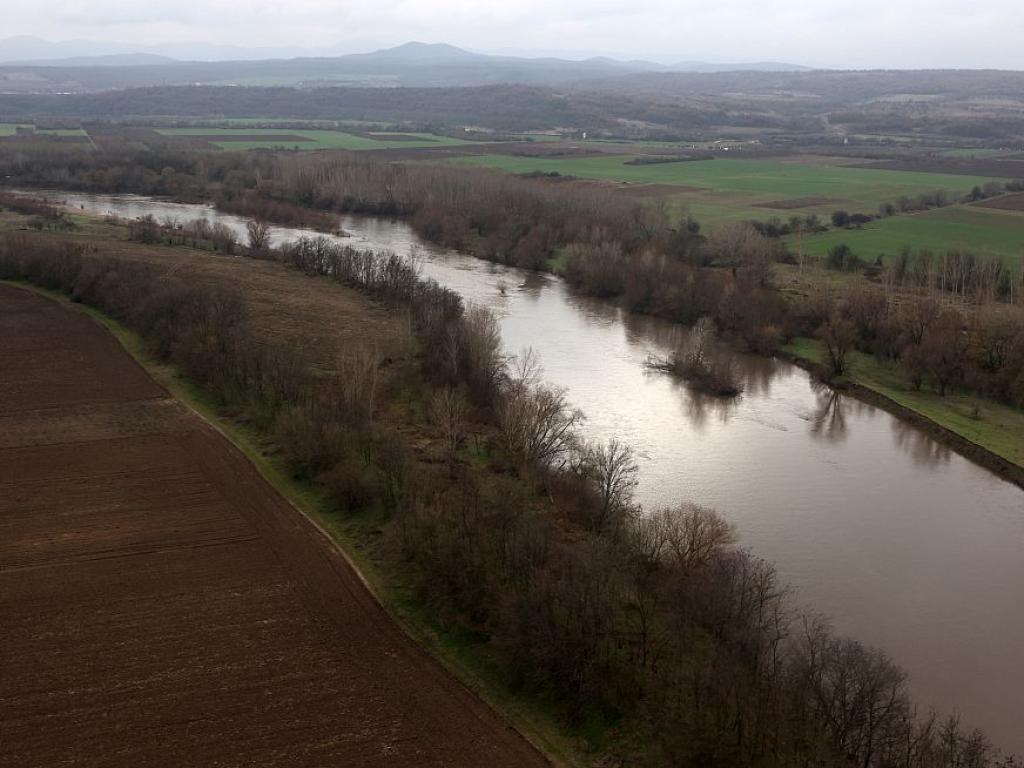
[0,284,549,767]
[848,158,1024,177]
[30,232,408,368]
[974,192,1024,212]
[754,196,835,210]
[0,135,91,145]
[86,127,168,148]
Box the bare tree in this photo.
[247,218,271,253]
[498,351,583,470]
[458,304,505,402]
[429,387,469,462]
[655,503,736,571]
[336,346,379,424]
[584,438,639,531]
[817,312,858,376]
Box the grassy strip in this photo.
[7,280,584,768]
[155,127,477,151]
[782,336,1024,472]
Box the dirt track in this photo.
[0,284,549,767]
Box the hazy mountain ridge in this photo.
[3,53,179,67]
[0,39,809,93]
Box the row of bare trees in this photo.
[9,146,1018,411]
[809,285,1024,406]
[2,233,1015,766]
[394,384,1010,766]
[126,213,242,253]
[0,144,670,271]
[883,247,1024,305]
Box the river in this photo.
[39,190,1024,751]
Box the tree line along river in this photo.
[34,190,1024,752]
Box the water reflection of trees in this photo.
[515,270,550,296]
[617,309,782,397]
[803,379,949,466]
[891,419,951,467]
[564,286,623,327]
[679,382,740,430]
[806,380,882,444]
[809,388,850,443]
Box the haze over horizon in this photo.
[3,0,1023,70]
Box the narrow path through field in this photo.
[0,284,549,767]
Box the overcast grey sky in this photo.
[4,0,1023,69]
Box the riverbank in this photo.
[5,214,1023,757]
[26,186,1024,484]
[21,186,1024,487]
[0,281,555,768]
[1,272,585,767]
[780,337,1024,490]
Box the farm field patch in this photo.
[154,127,478,150]
[793,205,1024,265]
[938,148,1014,158]
[976,192,1024,212]
[448,153,1010,225]
[0,283,548,768]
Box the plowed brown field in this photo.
[975,192,1024,212]
[0,284,549,768]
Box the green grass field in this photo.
[38,128,88,136]
[795,205,1024,265]
[447,153,1008,225]
[155,127,477,151]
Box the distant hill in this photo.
[0,35,385,64]
[672,60,812,73]
[0,35,131,63]
[3,53,178,67]
[4,69,1023,143]
[0,40,808,93]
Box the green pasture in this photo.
[155,127,477,151]
[794,205,1024,265]
[446,153,1009,224]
